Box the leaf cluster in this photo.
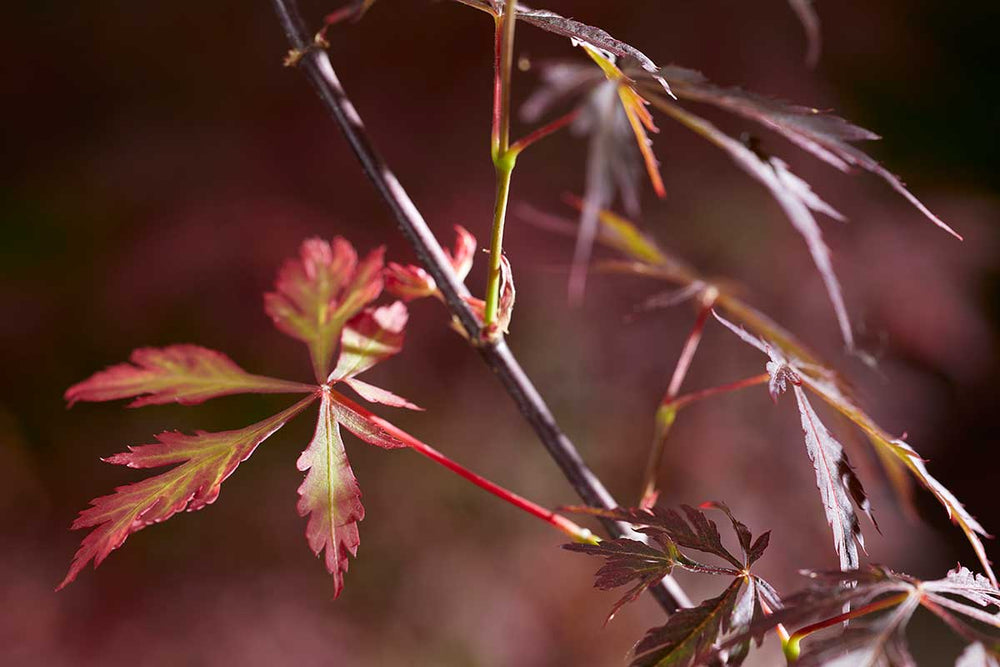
[565,503,779,666]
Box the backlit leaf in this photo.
[329,302,408,383]
[65,345,312,408]
[58,394,316,589]
[265,237,384,381]
[296,389,365,597]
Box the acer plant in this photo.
[53,0,999,665]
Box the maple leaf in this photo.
[58,395,317,589]
[65,345,313,407]
[656,65,961,240]
[743,565,1000,666]
[329,301,421,410]
[565,503,778,666]
[713,310,996,585]
[713,311,877,571]
[296,388,366,597]
[265,237,385,382]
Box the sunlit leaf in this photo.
[330,302,408,383]
[58,395,317,589]
[265,237,384,382]
[65,345,312,408]
[297,389,365,597]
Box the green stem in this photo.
[484,2,518,329]
[484,156,516,328]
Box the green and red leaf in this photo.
[265,237,385,382]
[296,389,365,597]
[58,395,316,589]
[65,345,312,408]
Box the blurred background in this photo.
[2,1,998,664]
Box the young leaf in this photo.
[385,225,477,302]
[631,578,743,667]
[65,345,313,408]
[265,237,385,382]
[58,394,317,589]
[296,389,365,597]
[657,66,961,240]
[329,302,407,383]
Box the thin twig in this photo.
[271,0,690,612]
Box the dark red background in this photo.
[3,1,998,664]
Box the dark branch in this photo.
[270,0,689,613]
